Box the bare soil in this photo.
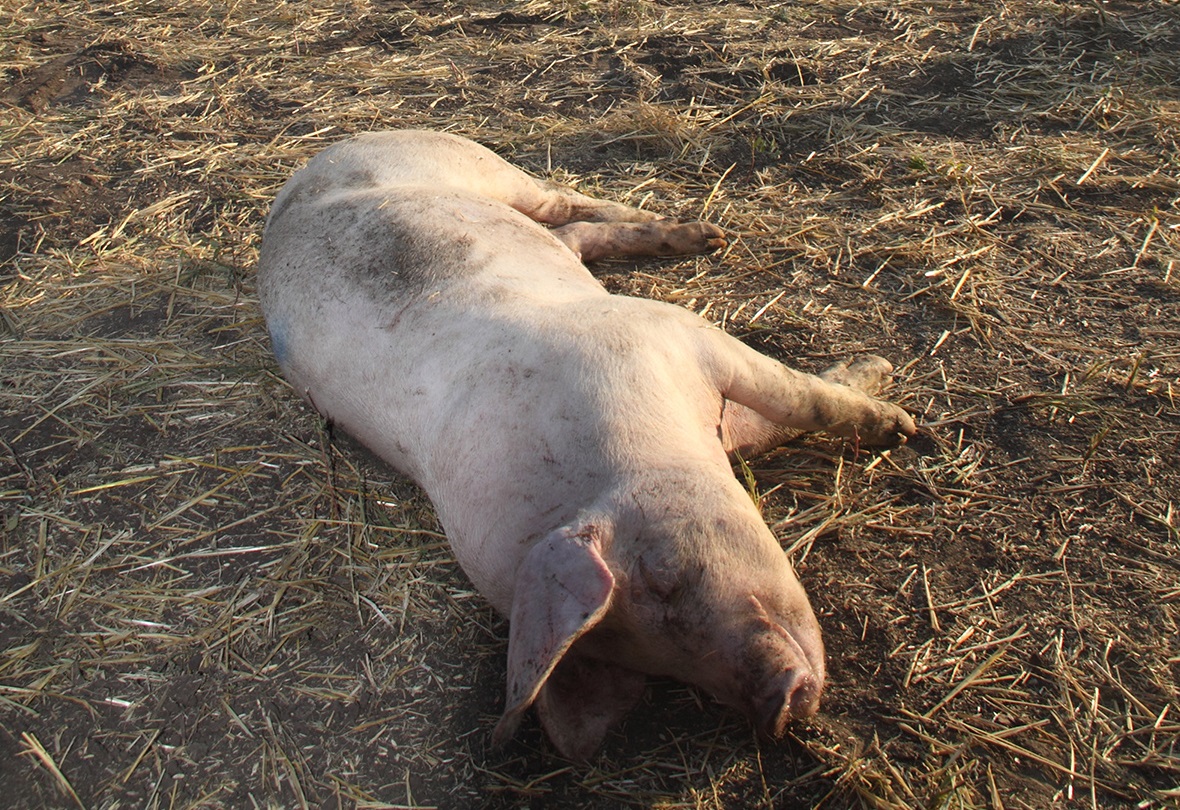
[1,1,1177,808]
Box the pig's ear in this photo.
[491,522,615,748]
[535,653,646,760]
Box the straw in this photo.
[2,0,1177,807]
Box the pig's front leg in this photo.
[703,330,917,447]
[718,355,906,457]
[552,220,726,262]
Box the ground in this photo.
[1,1,1178,808]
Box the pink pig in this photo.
[257,130,915,759]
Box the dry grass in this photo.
[1,0,1178,807]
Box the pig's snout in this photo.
[746,594,825,738]
[756,668,823,739]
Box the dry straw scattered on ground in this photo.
[1,0,1178,807]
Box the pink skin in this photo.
[258,130,916,760]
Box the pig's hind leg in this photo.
[430,135,662,226]
[524,179,664,225]
[510,177,727,260]
[384,131,727,261]
[400,132,726,258]
[551,220,726,262]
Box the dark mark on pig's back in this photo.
[262,189,477,313]
[328,195,476,300]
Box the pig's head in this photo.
[491,484,826,760]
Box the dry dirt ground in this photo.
[1,1,1178,808]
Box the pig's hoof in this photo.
[664,221,727,255]
[861,402,918,446]
[822,355,894,395]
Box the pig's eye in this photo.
[635,556,680,604]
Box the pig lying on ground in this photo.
[257,130,916,760]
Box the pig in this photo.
[257,129,916,760]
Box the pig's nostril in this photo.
[787,673,821,718]
[759,670,823,738]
